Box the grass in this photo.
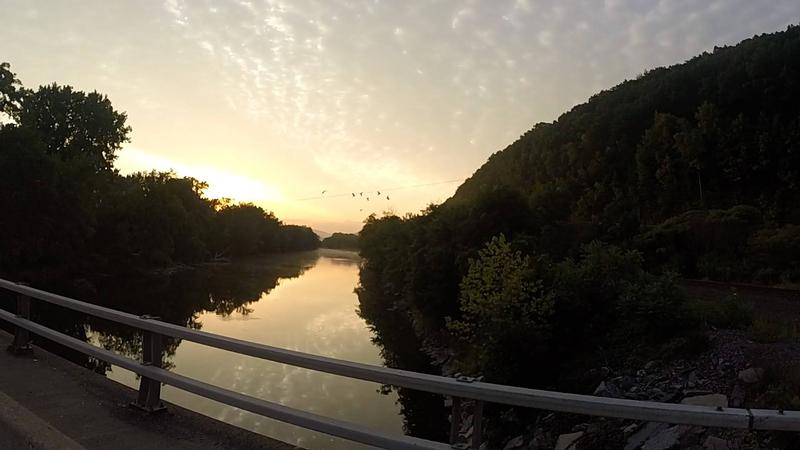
[750,318,800,344]
[686,288,754,330]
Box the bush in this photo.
[448,238,692,386]
[686,288,753,329]
[447,235,554,383]
[750,225,800,283]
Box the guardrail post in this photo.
[449,396,462,445]
[471,400,484,450]
[133,319,166,412]
[7,285,33,356]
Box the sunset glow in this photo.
[4,0,799,232]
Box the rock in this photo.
[703,436,736,450]
[555,431,584,450]
[619,376,636,390]
[681,394,728,408]
[737,367,764,384]
[684,389,713,397]
[625,423,669,450]
[642,425,691,450]
[622,423,639,434]
[503,435,524,450]
[687,370,699,388]
[594,381,623,398]
[729,384,746,408]
[463,425,473,439]
[571,423,589,432]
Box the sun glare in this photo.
[116,145,286,205]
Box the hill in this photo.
[320,232,359,250]
[357,25,800,394]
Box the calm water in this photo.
[41,250,406,449]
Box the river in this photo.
[4,250,426,449]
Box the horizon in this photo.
[3,1,799,233]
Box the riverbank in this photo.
[0,330,299,450]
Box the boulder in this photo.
[642,425,690,450]
[737,367,764,384]
[503,435,524,450]
[625,423,668,450]
[703,435,737,450]
[555,431,584,450]
[594,381,623,398]
[729,384,746,408]
[681,394,728,408]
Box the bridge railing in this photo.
[1,278,799,450]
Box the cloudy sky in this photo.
[2,1,798,232]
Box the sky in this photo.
[2,1,799,233]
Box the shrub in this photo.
[449,238,692,386]
[447,235,555,383]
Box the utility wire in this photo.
[294,178,466,201]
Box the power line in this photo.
[294,178,466,201]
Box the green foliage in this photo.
[441,239,689,385]
[554,242,690,346]
[447,235,554,380]
[687,289,754,330]
[635,205,764,278]
[749,225,800,283]
[321,232,359,250]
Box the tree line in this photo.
[0,62,318,279]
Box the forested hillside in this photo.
[321,232,359,250]
[357,25,800,392]
[0,63,319,279]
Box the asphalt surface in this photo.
[0,330,298,450]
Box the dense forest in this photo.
[320,232,359,250]
[357,24,800,398]
[0,63,319,280]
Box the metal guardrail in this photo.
[1,278,800,450]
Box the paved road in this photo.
[0,330,298,450]
[0,416,32,449]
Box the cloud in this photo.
[4,0,798,229]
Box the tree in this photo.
[0,62,23,123]
[19,83,131,172]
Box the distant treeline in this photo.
[0,62,318,278]
[320,232,359,250]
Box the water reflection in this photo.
[356,275,449,443]
[1,250,410,449]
